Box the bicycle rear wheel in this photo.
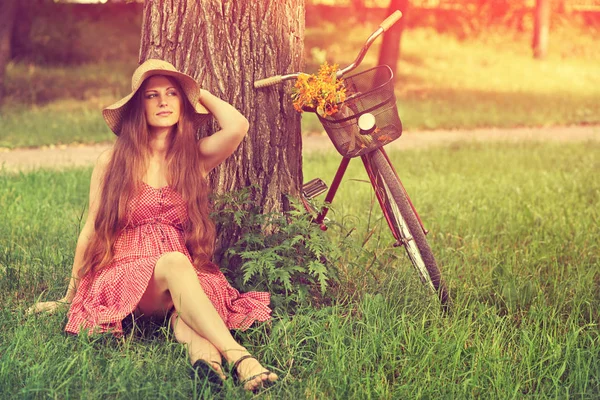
[364,149,451,307]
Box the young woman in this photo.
[28,59,278,392]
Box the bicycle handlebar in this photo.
[254,75,283,88]
[380,10,402,32]
[253,10,403,88]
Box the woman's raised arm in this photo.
[27,148,111,314]
[197,90,249,173]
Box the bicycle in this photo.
[254,11,451,308]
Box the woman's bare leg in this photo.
[137,252,277,390]
[170,312,226,380]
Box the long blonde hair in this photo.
[81,76,217,277]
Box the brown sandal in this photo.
[231,354,276,391]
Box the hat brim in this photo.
[102,69,210,136]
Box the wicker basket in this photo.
[318,65,402,158]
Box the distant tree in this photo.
[0,0,18,103]
[139,0,305,263]
[377,0,409,82]
[532,0,551,59]
[352,0,368,23]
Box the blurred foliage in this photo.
[12,1,79,64]
[309,1,600,39]
[11,1,142,65]
[9,2,600,67]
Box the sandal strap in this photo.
[232,354,255,372]
[231,356,276,391]
[192,359,223,369]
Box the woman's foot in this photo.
[170,313,227,382]
[230,354,278,392]
[190,359,226,390]
[191,358,226,381]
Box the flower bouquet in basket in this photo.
[291,62,372,154]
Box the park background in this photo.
[1,0,599,147]
[1,0,599,398]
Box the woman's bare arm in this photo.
[27,149,112,314]
[197,90,249,173]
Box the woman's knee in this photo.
[155,252,193,278]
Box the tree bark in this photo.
[532,0,551,59]
[0,0,19,104]
[139,0,305,261]
[376,0,408,83]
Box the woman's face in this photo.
[143,75,183,134]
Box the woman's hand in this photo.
[26,298,70,315]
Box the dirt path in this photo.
[1,125,598,172]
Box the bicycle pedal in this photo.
[302,178,328,200]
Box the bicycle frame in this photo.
[255,10,451,306]
[254,7,425,238]
[313,147,428,239]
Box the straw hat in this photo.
[102,59,210,135]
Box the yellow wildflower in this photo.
[291,62,346,117]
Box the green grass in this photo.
[1,142,599,398]
[394,28,600,130]
[0,62,133,148]
[1,10,599,148]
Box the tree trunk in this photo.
[139,0,304,263]
[376,0,408,83]
[532,0,551,59]
[0,0,19,103]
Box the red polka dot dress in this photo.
[65,182,271,335]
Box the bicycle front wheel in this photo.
[365,149,451,307]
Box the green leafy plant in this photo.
[211,187,347,312]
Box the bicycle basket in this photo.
[318,65,402,158]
